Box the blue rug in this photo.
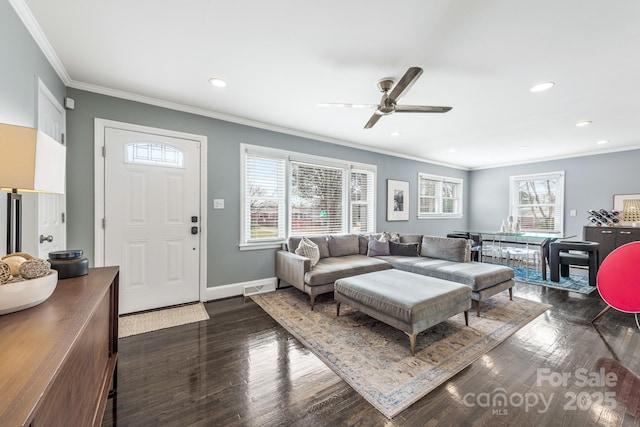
[511,265,596,294]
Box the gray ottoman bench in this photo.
[334,269,471,356]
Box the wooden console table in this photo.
[0,266,119,427]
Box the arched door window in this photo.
[126,142,185,168]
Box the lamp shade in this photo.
[0,123,66,194]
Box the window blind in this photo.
[509,172,565,233]
[350,169,375,233]
[290,162,345,235]
[244,153,286,242]
[418,173,462,216]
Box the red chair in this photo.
[592,241,640,326]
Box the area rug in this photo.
[252,289,550,419]
[512,265,597,294]
[119,302,209,338]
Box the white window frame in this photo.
[240,144,376,250]
[509,171,565,234]
[417,173,463,219]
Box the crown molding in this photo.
[67,79,469,171]
[9,0,71,85]
[469,143,640,171]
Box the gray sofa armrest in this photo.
[276,250,310,288]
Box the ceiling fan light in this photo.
[529,82,555,93]
[208,77,227,88]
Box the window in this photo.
[350,169,375,233]
[243,151,286,242]
[126,142,184,168]
[418,173,463,218]
[509,171,565,233]
[241,144,376,248]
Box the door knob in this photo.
[40,235,54,243]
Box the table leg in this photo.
[591,305,611,323]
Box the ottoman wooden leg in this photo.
[464,310,469,326]
[476,301,481,317]
[336,302,341,316]
[509,287,513,300]
[406,333,417,356]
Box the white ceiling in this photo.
[17,0,640,169]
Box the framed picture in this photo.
[387,179,410,221]
[613,194,640,225]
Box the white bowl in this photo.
[0,270,58,315]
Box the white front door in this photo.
[104,127,202,314]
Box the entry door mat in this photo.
[512,265,597,294]
[119,302,209,338]
[252,289,550,419]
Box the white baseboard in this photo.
[205,277,277,301]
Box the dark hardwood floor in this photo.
[102,280,640,427]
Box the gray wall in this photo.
[65,88,469,287]
[1,1,65,254]
[468,151,640,239]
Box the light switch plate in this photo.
[570,209,577,217]
[213,199,225,209]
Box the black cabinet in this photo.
[584,226,640,265]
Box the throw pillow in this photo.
[382,231,401,243]
[295,237,320,267]
[358,234,369,255]
[389,241,420,257]
[367,234,390,256]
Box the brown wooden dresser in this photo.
[0,266,119,426]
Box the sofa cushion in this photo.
[382,256,514,292]
[421,235,470,263]
[327,234,360,257]
[367,234,390,256]
[304,255,392,286]
[389,241,420,257]
[294,237,320,267]
[288,236,330,259]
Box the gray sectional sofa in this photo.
[275,233,515,315]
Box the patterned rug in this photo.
[512,265,597,294]
[119,302,209,338]
[252,289,550,419]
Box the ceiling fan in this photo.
[320,67,452,129]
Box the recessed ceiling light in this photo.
[576,120,592,127]
[208,77,227,88]
[596,140,609,145]
[529,82,555,93]
[521,145,529,150]
[390,131,401,137]
[448,148,457,153]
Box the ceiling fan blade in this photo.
[388,67,423,101]
[364,113,383,129]
[395,105,452,113]
[317,103,376,109]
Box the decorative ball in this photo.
[3,256,27,276]
[0,262,11,284]
[2,252,35,261]
[19,259,51,279]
